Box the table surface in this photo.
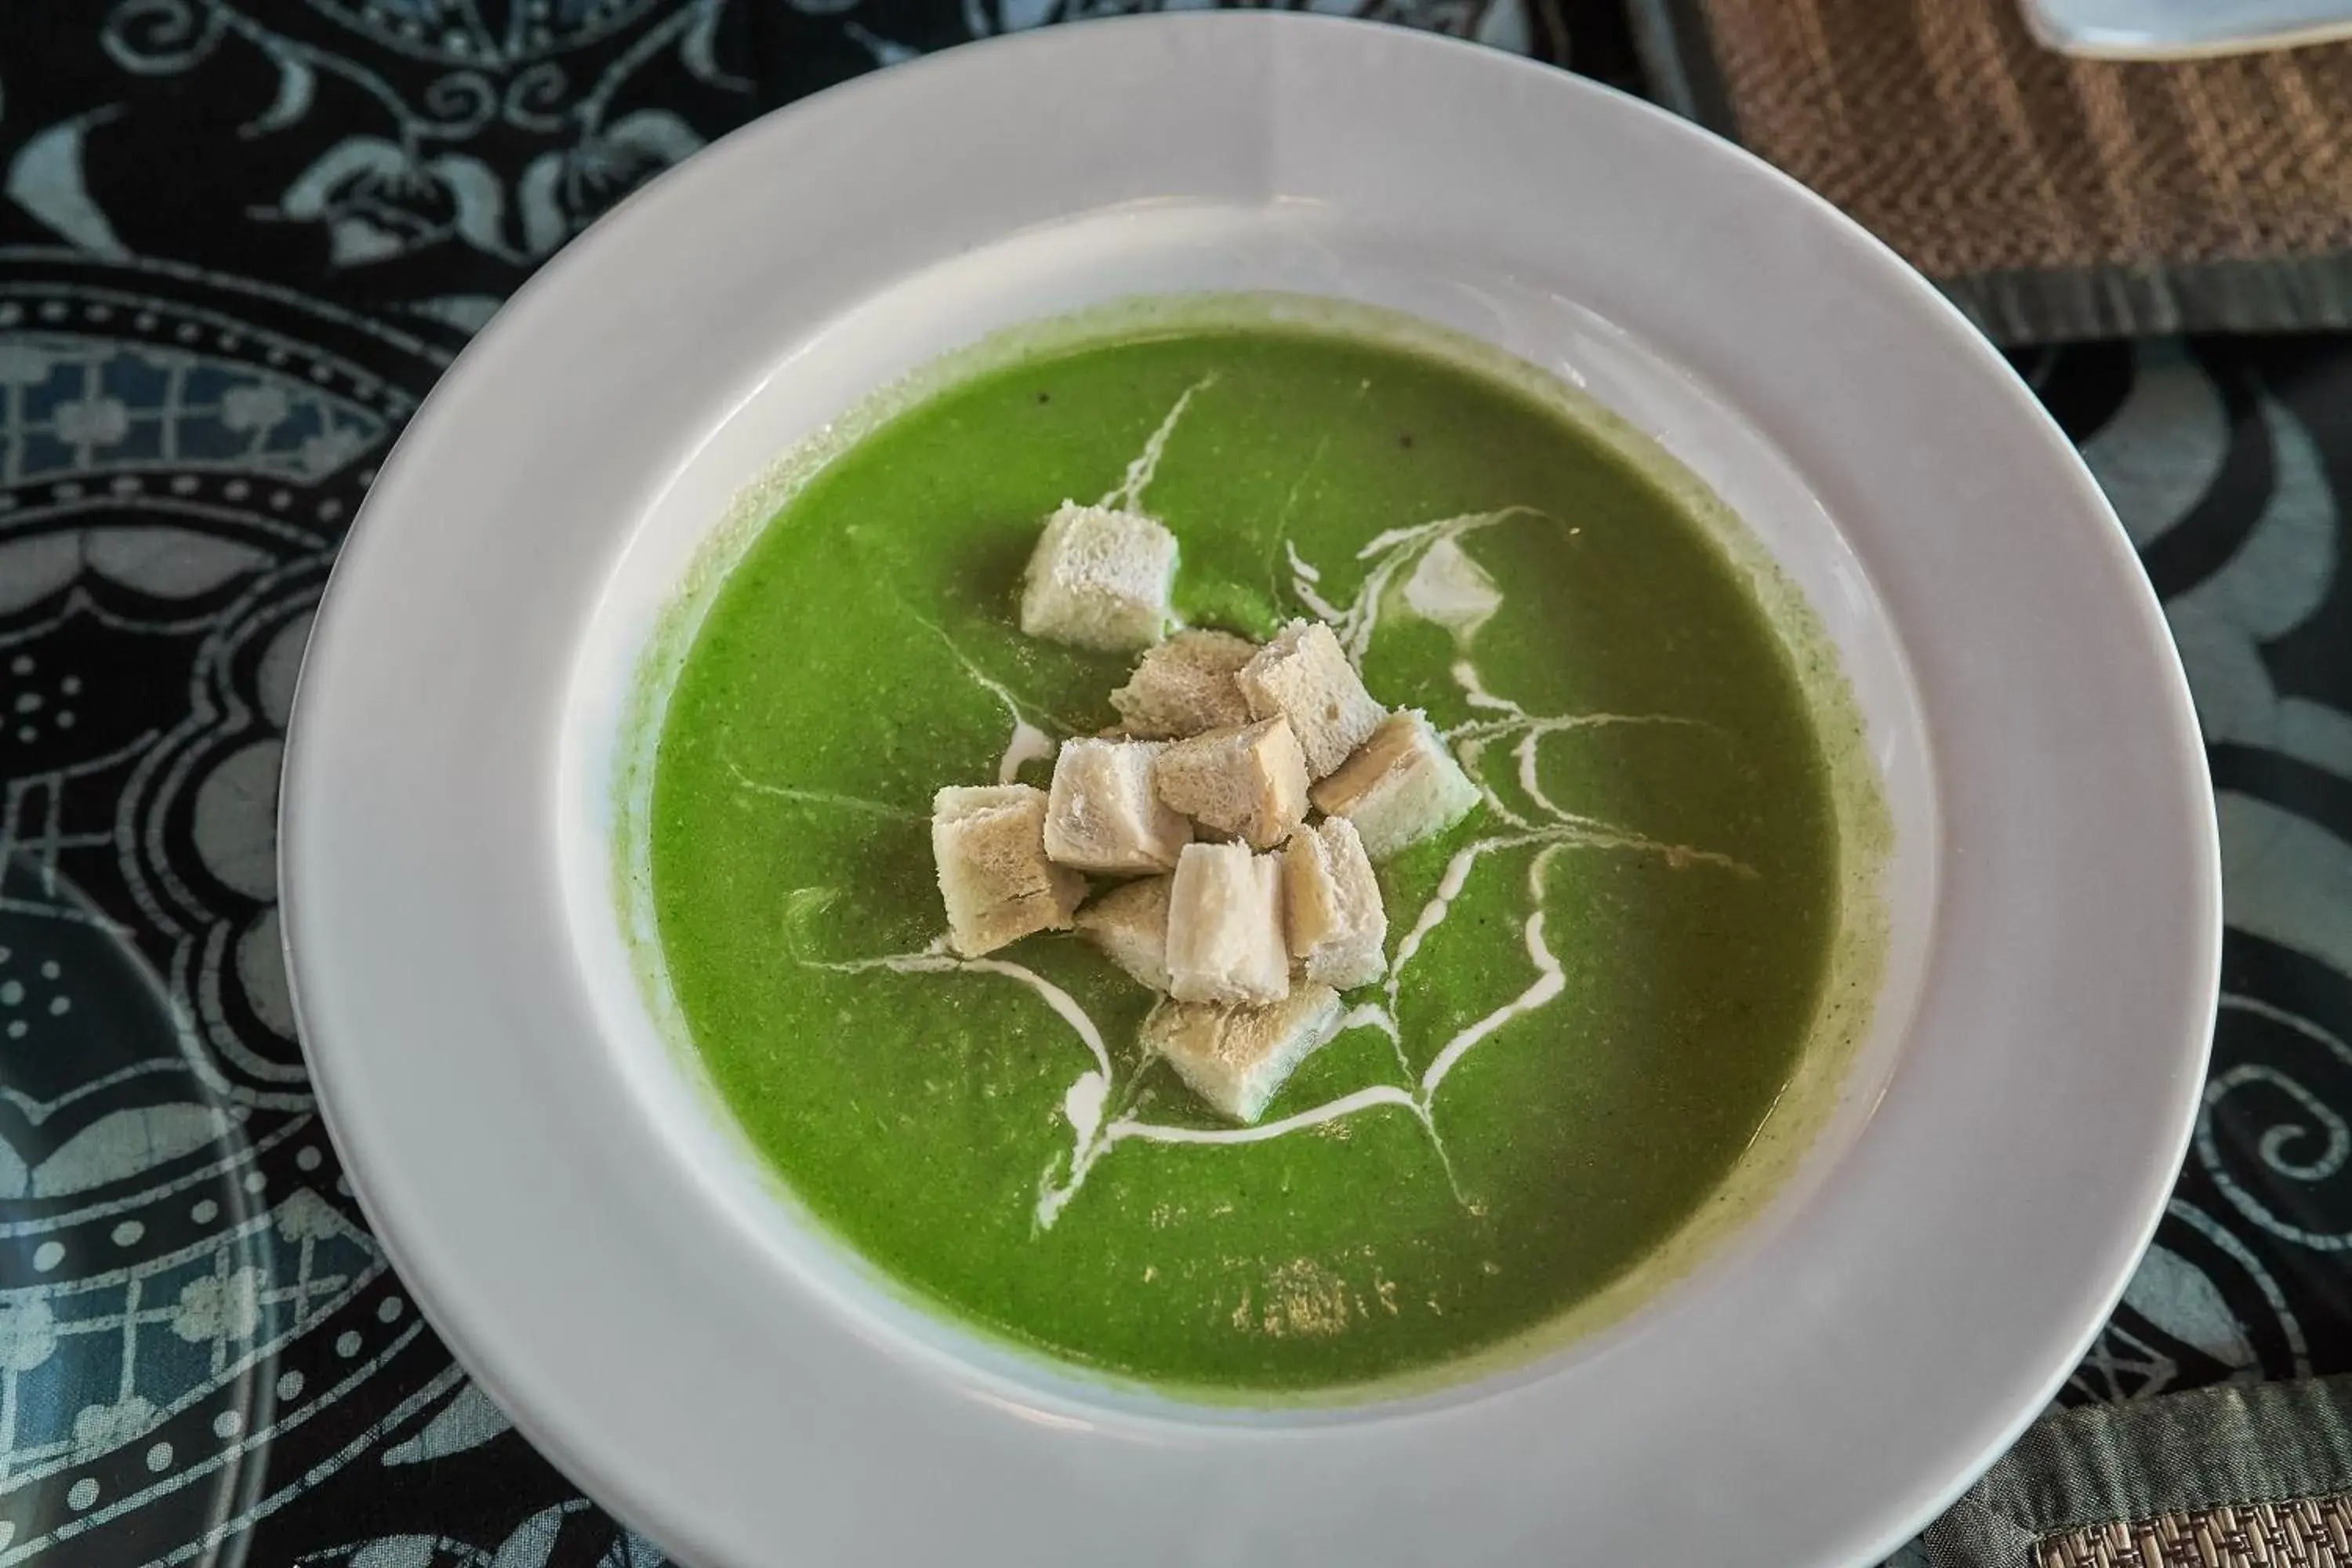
[0,3,2343,1565]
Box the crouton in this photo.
[1283,816,1388,989]
[1075,876,1173,993]
[1143,985,1345,1123]
[1163,841,1288,1006]
[1152,717,1309,851]
[1044,739,1189,875]
[1309,710,1480,862]
[1109,629,1257,739]
[931,785,1087,956]
[1236,619,1386,779]
[1018,501,1178,652]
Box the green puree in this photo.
[648,317,1851,1396]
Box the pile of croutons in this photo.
[930,501,1479,1123]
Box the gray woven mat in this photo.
[1926,1377,2352,1567]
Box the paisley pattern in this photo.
[0,2,2337,1563]
[2024,341,2352,1411]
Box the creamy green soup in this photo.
[639,300,1884,1397]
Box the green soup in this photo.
[639,300,1883,1397]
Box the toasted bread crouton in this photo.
[1309,710,1480,862]
[1164,841,1288,1006]
[1283,816,1388,990]
[1075,875,1173,993]
[1109,629,1257,739]
[1044,739,1189,875]
[1143,985,1345,1123]
[932,785,1087,956]
[1018,502,1178,652]
[1236,619,1385,779]
[1152,717,1309,851]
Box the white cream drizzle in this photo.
[1451,659,1524,715]
[1112,1084,1422,1148]
[801,425,1759,1232]
[1514,730,1577,823]
[1451,735,1528,829]
[723,759,922,820]
[1101,376,1216,514]
[909,615,1062,784]
[1401,535,1503,645]
[808,939,1114,1083]
[1287,506,1537,667]
[1448,711,1719,827]
[1285,535,1349,629]
[1417,846,1568,1096]
[997,723,1054,786]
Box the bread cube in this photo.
[1309,710,1480,862]
[1018,501,1178,652]
[1044,739,1189,875]
[1236,619,1386,779]
[1143,985,1345,1123]
[931,785,1088,956]
[1283,817,1388,990]
[1152,718,1309,852]
[1109,629,1257,739]
[1075,876,1173,993]
[1163,841,1288,1006]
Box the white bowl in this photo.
[281,16,2219,1566]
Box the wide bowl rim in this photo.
[281,15,2220,1567]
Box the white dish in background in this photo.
[2022,0,2352,57]
[279,15,2218,1567]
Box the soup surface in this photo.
[644,307,1875,1394]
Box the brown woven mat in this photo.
[2039,1496,2352,1567]
[1632,0,2352,341]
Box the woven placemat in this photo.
[1632,0,2352,342]
[1925,1377,2352,1568]
[2041,1497,2352,1567]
